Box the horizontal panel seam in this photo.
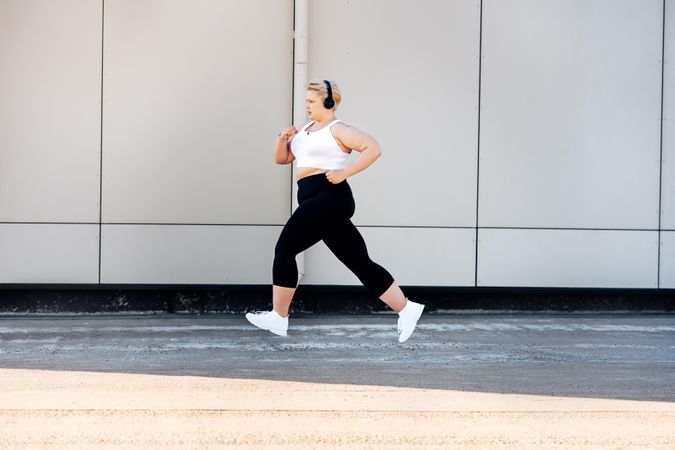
[0,223,674,232]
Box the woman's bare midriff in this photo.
[296,167,328,181]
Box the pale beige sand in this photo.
[1,368,674,449]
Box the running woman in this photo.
[246,79,424,343]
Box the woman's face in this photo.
[305,90,328,120]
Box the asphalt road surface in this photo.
[1,312,674,448]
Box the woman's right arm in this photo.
[274,126,298,165]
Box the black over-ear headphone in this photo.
[323,80,335,109]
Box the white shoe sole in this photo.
[245,313,288,337]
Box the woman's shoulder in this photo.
[331,119,358,134]
[331,119,351,131]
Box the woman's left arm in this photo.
[326,123,382,183]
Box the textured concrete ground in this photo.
[0,313,674,448]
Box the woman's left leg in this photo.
[377,281,409,313]
[322,219,426,342]
[321,218,407,312]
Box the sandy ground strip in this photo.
[1,368,674,449]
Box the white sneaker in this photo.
[397,299,425,343]
[245,310,288,336]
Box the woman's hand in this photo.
[274,126,297,164]
[278,126,298,142]
[326,169,348,184]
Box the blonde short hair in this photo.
[306,79,341,109]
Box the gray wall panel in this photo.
[660,231,675,288]
[478,229,659,288]
[0,224,99,283]
[663,0,674,229]
[102,0,293,224]
[308,0,481,227]
[101,225,280,284]
[0,0,102,222]
[0,1,669,289]
[302,228,476,287]
[480,0,663,229]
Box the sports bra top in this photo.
[290,119,351,170]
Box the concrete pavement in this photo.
[1,312,674,448]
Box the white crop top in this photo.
[290,119,350,170]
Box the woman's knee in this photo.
[274,223,299,254]
[273,243,296,273]
[274,238,286,256]
[274,240,297,265]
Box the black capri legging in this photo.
[273,173,395,297]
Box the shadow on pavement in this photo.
[1,313,674,402]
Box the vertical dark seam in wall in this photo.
[475,0,483,287]
[98,0,105,284]
[657,0,666,288]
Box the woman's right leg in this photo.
[272,285,296,318]
[272,196,326,316]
